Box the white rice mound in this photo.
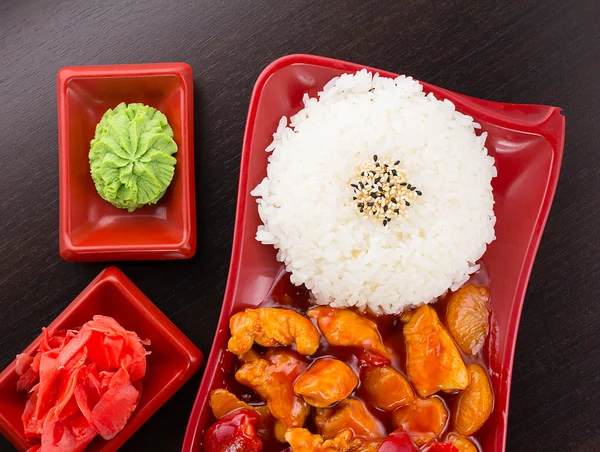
[251,70,496,314]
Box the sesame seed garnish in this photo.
[351,157,421,226]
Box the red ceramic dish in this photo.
[57,63,196,261]
[0,266,203,451]
[182,54,565,451]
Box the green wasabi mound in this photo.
[89,102,178,212]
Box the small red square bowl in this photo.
[183,55,565,451]
[57,62,196,261]
[0,266,203,451]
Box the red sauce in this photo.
[212,267,493,451]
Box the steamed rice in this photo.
[251,70,496,314]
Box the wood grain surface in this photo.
[1,0,599,450]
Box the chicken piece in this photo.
[446,433,478,452]
[361,366,415,411]
[286,428,354,452]
[400,310,415,323]
[392,396,449,447]
[404,305,469,397]
[228,308,320,355]
[454,364,493,436]
[315,408,334,433]
[209,389,252,419]
[286,428,327,451]
[315,398,386,441]
[446,285,490,356]
[286,428,382,452]
[351,439,385,451]
[294,358,358,408]
[308,308,390,359]
[235,349,310,440]
[237,349,262,364]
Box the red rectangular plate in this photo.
[183,54,565,451]
[0,266,203,451]
[57,63,196,261]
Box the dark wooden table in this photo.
[1,0,598,450]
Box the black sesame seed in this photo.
[407,184,411,189]
[372,211,376,216]
[359,182,364,189]
[375,163,380,167]
[410,186,416,191]
[394,209,400,214]
[384,164,388,168]
[379,186,384,192]
[383,205,388,212]
[375,177,381,184]
[353,197,356,200]
[387,177,391,183]
[405,201,410,206]
[351,183,358,189]
[416,190,422,196]
[373,155,378,162]
[383,220,387,226]
[391,198,397,203]
[394,160,400,165]
[357,203,364,207]
[370,191,377,198]
[367,202,374,207]
[392,169,397,176]
[360,208,364,213]
[400,182,407,186]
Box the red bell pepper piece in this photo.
[204,408,263,452]
[379,429,417,451]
